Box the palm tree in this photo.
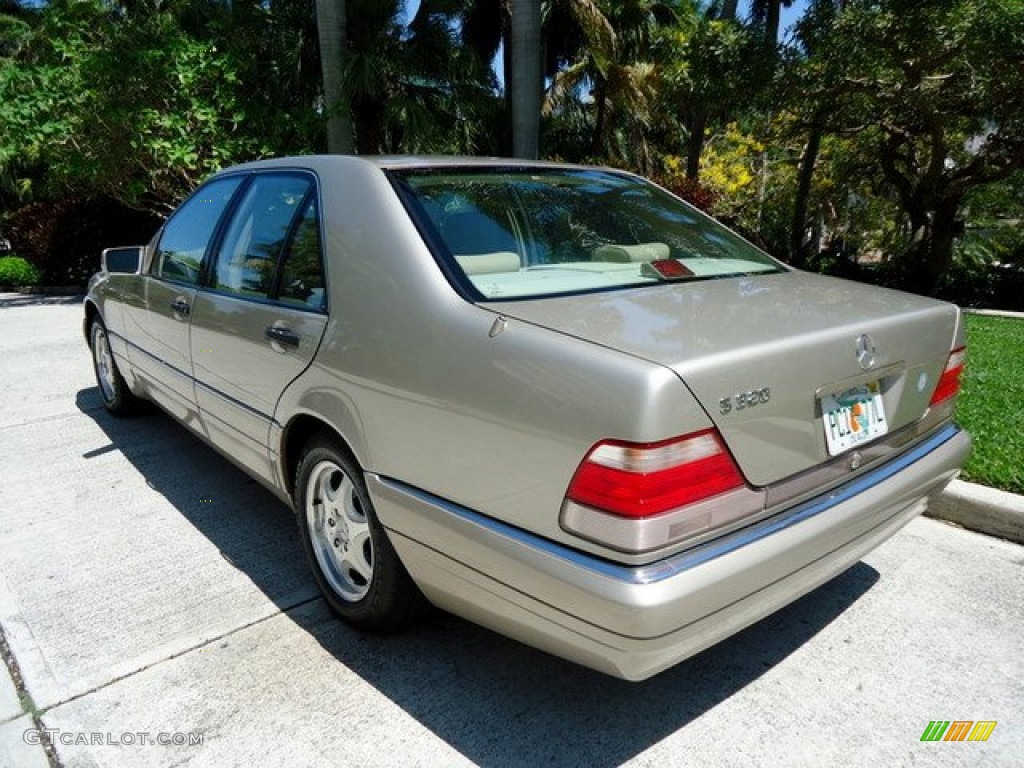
[462,0,617,159]
[509,0,541,158]
[542,1,680,168]
[337,0,497,155]
[452,0,682,162]
[315,0,354,153]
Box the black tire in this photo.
[295,435,422,631]
[89,319,140,416]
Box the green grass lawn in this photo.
[955,314,1024,495]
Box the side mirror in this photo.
[102,246,142,275]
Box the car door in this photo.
[121,175,246,420]
[188,172,328,483]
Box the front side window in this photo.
[397,168,783,300]
[212,174,315,299]
[154,176,244,285]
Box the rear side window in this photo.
[277,197,325,310]
[154,176,243,285]
[212,174,315,299]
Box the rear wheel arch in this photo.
[289,421,424,630]
[280,414,363,500]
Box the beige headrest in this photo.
[593,242,671,263]
[455,251,521,275]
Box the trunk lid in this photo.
[489,271,960,486]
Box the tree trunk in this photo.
[591,81,608,157]
[315,0,354,154]
[719,0,740,21]
[765,0,782,47]
[922,198,961,297]
[790,116,824,268]
[509,0,541,159]
[353,94,384,155]
[897,197,961,297]
[685,108,708,180]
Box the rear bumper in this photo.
[369,424,970,681]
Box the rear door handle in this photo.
[170,298,191,317]
[265,325,300,349]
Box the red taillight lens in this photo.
[929,347,966,407]
[566,429,745,519]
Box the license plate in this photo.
[821,381,888,456]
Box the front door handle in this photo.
[265,325,300,349]
[170,298,190,317]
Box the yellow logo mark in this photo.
[967,721,997,742]
[921,720,997,742]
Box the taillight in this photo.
[561,429,763,553]
[929,347,966,407]
[566,430,744,519]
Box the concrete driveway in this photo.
[1,296,1022,767]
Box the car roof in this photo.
[217,154,611,176]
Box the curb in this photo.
[928,479,1024,545]
[943,310,1024,543]
[0,285,84,295]
[0,291,84,308]
[964,308,1024,320]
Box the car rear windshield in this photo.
[394,167,783,300]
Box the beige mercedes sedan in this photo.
[84,156,970,680]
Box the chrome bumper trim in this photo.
[378,423,964,587]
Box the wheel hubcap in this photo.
[306,460,373,602]
[93,327,117,402]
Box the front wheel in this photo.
[295,436,422,630]
[90,319,140,416]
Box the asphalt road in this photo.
[1,296,1021,768]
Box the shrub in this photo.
[651,170,719,214]
[5,199,162,285]
[0,256,42,287]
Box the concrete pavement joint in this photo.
[0,623,59,767]
[0,407,108,433]
[0,622,36,720]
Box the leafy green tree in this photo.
[782,0,845,266]
[794,0,1024,295]
[662,11,753,180]
[0,0,39,210]
[0,0,273,212]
